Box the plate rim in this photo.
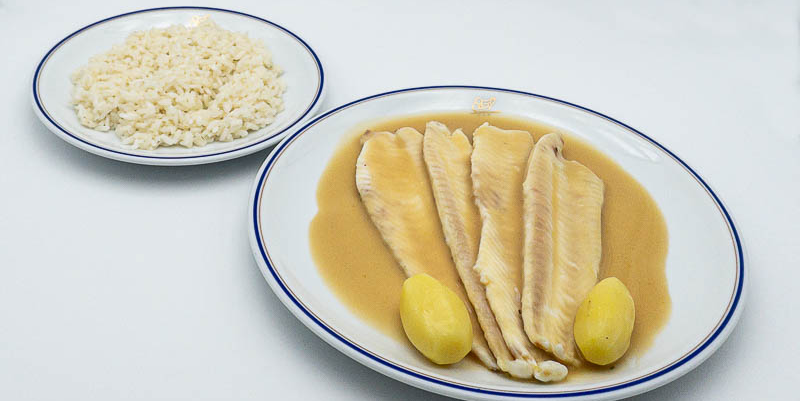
[30,6,325,166]
[248,85,746,399]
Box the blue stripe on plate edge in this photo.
[32,6,324,160]
[251,85,744,398]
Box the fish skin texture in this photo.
[356,127,496,369]
[521,132,604,366]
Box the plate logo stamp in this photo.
[472,96,496,112]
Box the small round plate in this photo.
[248,86,746,400]
[32,6,324,166]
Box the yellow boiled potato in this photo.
[574,277,636,365]
[400,273,472,364]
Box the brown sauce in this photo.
[309,112,671,375]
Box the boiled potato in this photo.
[573,277,635,365]
[399,273,472,364]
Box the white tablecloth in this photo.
[2,1,798,399]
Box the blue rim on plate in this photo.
[32,6,324,161]
[251,86,745,398]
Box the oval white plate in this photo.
[248,86,746,400]
[32,6,324,166]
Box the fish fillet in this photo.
[355,127,496,369]
[521,133,604,366]
[422,121,531,379]
[471,123,567,382]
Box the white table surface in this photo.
[2,1,798,399]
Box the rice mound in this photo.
[70,18,286,150]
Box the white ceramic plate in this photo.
[31,6,324,166]
[248,86,746,400]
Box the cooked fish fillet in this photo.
[423,121,532,378]
[471,123,567,382]
[355,127,496,369]
[521,133,604,366]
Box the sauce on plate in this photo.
[309,112,670,372]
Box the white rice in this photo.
[70,17,286,150]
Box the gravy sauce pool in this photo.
[309,112,670,374]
